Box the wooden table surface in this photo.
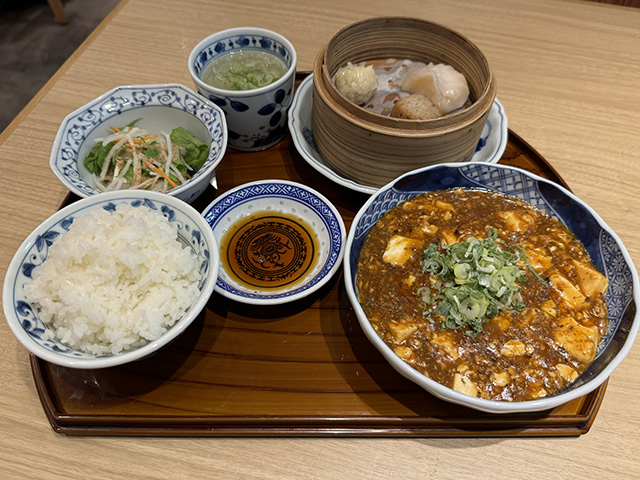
[1,0,639,478]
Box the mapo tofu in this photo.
[356,188,608,402]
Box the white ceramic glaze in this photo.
[202,180,345,305]
[49,84,227,204]
[3,191,220,369]
[188,28,297,152]
[344,162,639,413]
[288,74,508,194]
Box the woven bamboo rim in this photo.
[318,17,495,132]
[310,17,496,188]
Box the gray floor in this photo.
[0,0,119,133]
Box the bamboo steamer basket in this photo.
[312,17,496,189]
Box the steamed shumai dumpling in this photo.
[401,63,469,114]
[334,63,379,105]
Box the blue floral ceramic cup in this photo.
[188,27,297,152]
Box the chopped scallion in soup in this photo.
[201,50,287,91]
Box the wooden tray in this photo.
[30,75,607,437]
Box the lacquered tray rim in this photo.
[33,345,606,437]
[29,114,607,437]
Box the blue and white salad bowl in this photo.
[49,83,228,204]
[3,191,220,369]
[188,27,297,152]
[344,162,639,413]
[202,180,346,305]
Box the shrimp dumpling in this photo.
[401,63,469,114]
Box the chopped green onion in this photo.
[420,227,542,336]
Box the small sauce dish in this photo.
[202,180,346,305]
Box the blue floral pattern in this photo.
[191,33,295,151]
[348,163,636,364]
[8,195,215,360]
[203,182,344,301]
[206,84,293,150]
[50,84,226,200]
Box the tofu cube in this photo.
[452,373,478,397]
[554,317,599,363]
[549,273,586,309]
[572,260,608,298]
[382,235,424,265]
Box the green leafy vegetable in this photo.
[420,228,540,337]
[143,147,160,157]
[170,127,209,171]
[84,141,114,174]
[83,119,142,175]
[124,118,142,129]
[166,153,189,183]
[81,120,210,193]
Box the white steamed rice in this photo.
[24,203,202,356]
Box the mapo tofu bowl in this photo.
[344,163,639,413]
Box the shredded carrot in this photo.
[140,157,178,188]
[132,135,157,144]
[108,128,157,146]
[109,127,154,140]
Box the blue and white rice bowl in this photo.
[49,84,228,204]
[3,191,220,369]
[344,162,639,413]
[188,27,297,152]
[202,180,346,305]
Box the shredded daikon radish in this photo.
[99,138,127,180]
[131,177,156,190]
[92,175,108,192]
[106,159,133,192]
[97,127,145,147]
[85,122,208,193]
[169,164,186,184]
[163,132,173,175]
[132,150,142,186]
